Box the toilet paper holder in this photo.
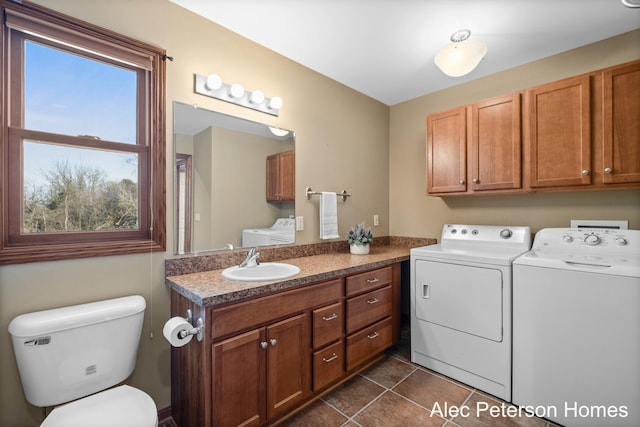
[181,309,204,342]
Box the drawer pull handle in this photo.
[366,298,380,305]
[322,313,338,321]
[367,332,379,340]
[366,278,379,283]
[323,353,338,363]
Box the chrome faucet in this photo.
[239,247,261,268]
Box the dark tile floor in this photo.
[277,324,557,427]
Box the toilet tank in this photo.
[8,295,146,407]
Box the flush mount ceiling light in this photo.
[434,29,488,77]
[268,126,290,137]
[194,73,283,116]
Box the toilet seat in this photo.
[41,385,158,427]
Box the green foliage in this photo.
[23,161,138,233]
[347,222,373,246]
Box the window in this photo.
[1,1,166,264]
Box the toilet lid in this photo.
[41,385,157,427]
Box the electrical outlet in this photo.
[194,213,201,221]
[295,216,304,231]
[373,214,379,226]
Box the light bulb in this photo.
[205,74,222,91]
[250,90,265,104]
[269,96,283,110]
[229,83,244,98]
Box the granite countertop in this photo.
[166,245,415,307]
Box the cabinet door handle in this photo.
[604,167,612,174]
[459,179,465,185]
[322,313,338,321]
[582,169,590,176]
[270,339,277,347]
[366,298,380,305]
[366,278,379,283]
[367,332,379,340]
[472,178,478,184]
[322,353,338,363]
[260,341,268,350]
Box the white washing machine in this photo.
[513,228,640,427]
[411,224,531,401]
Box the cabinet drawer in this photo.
[346,317,392,371]
[346,285,392,334]
[313,340,344,391]
[345,266,392,297]
[313,302,343,349]
[211,279,342,340]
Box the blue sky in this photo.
[23,41,138,187]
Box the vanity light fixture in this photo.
[194,73,283,116]
[434,29,487,77]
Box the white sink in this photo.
[222,262,301,282]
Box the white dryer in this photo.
[513,228,640,427]
[411,224,531,401]
[242,218,295,247]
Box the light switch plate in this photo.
[295,216,304,231]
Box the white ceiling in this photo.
[170,0,640,106]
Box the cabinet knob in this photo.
[260,341,268,350]
[581,169,590,176]
[604,167,612,174]
[459,179,465,185]
[472,178,478,184]
[270,339,278,347]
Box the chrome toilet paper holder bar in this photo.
[182,309,204,342]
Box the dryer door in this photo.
[414,259,503,342]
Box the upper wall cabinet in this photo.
[602,61,640,184]
[426,93,522,195]
[266,150,295,201]
[524,75,591,188]
[426,59,640,196]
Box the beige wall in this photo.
[390,30,640,239]
[0,1,638,426]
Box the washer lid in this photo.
[41,385,157,427]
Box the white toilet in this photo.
[8,295,158,427]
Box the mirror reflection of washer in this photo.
[512,228,640,427]
[410,224,532,401]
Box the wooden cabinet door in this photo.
[602,61,640,184]
[470,94,522,191]
[266,313,311,420]
[525,75,591,188]
[266,153,279,201]
[212,328,266,427]
[278,150,295,200]
[426,107,467,193]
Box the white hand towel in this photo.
[319,192,340,239]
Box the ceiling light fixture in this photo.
[269,126,290,137]
[434,29,488,77]
[194,73,283,116]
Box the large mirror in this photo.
[173,101,295,254]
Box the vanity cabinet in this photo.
[266,150,295,201]
[426,93,522,195]
[169,262,402,427]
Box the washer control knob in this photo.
[499,229,512,239]
[584,233,601,246]
[615,237,628,246]
[563,235,573,243]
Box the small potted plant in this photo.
[348,222,373,254]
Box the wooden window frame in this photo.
[0,0,166,265]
